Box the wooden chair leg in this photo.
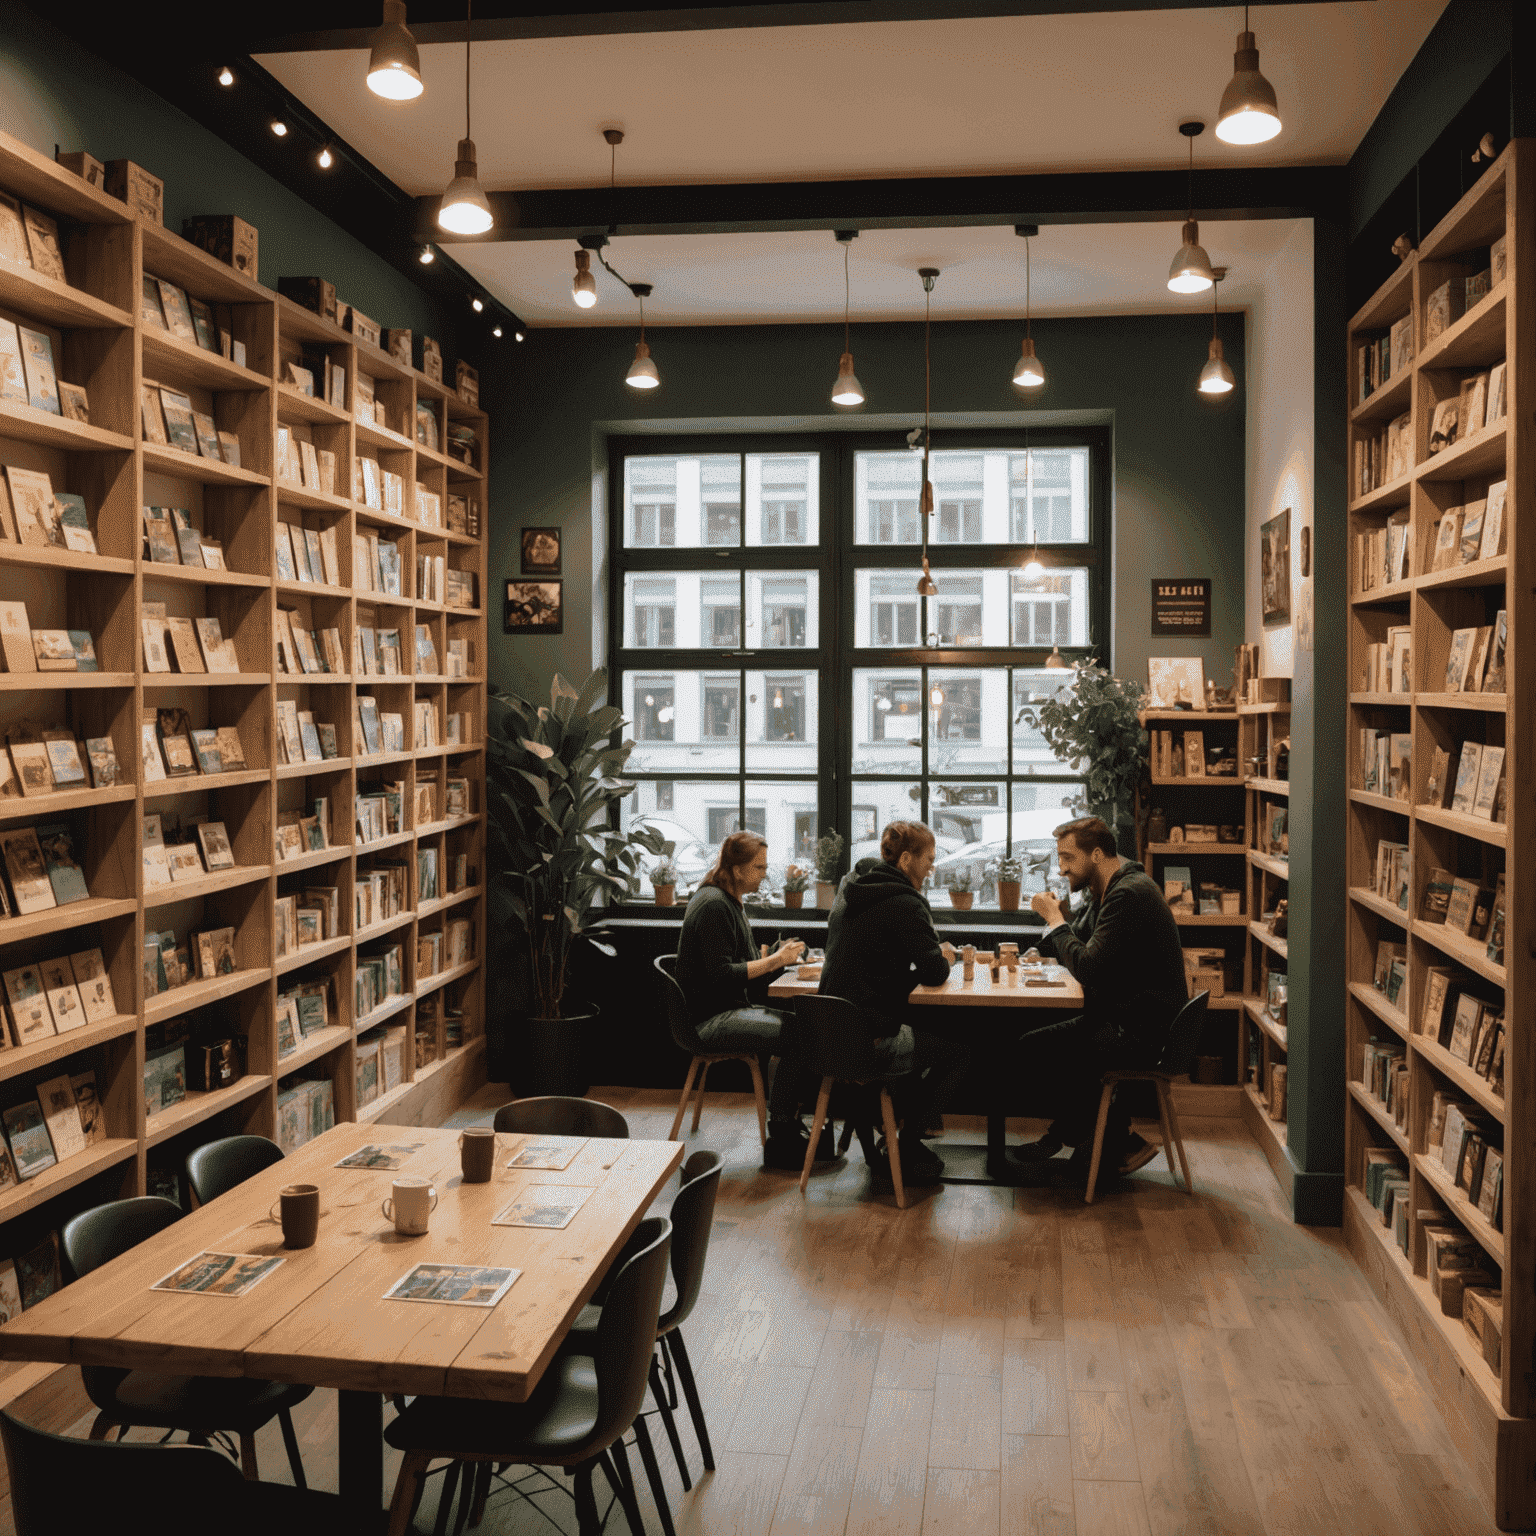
[238,1430,259,1480]
[1083,1081,1116,1205]
[690,1060,711,1131]
[879,1090,906,1209]
[670,1058,702,1140]
[800,1078,832,1194]
[745,1055,769,1144]
[1153,1083,1178,1183]
[277,1405,307,1488]
[1164,1086,1194,1194]
[386,1449,433,1536]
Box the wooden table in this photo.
[0,1122,682,1527]
[770,962,1085,1182]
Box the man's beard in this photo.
[1067,870,1087,893]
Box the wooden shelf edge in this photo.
[1347,1080,1410,1153]
[145,1076,273,1149]
[0,1139,138,1222]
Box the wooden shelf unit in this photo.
[1341,141,1536,1530]
[0,130,488,1270]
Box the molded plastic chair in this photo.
[60,1197,312,1484]
[1084,991,1210,1204]
[0,1409,350,1536]
[184,1134,284,1207]
[792,994,908,1209]
[383,1217,673,1536]
[492,1095,629,1139]
[655,954,769,1144]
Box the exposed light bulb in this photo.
[515,331,525,342]
[626,340,660,390]
[1198,337,1237,394]
[1013,337,1045,389]
[1023,555,1044,581]
[831,352,864,406]
[271,121,289,137]
[419,246,435,264]
[471,297,484,312]
[1216,26,1281,145]
[492,326,503,338]
[218,66,234,86]
[773,689,784,709]
[1168,220,1215,293]
[438,140,494,235]
[572,249,598,308]
[317,146,334,169]
[930,687,945,708]
[366,0,424,100]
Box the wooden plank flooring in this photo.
[35,1088,1501,1536]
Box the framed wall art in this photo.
[505,579,563,636]
[520,526,561,576]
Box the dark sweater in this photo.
[676,885,761,1026]
[1044,860,1189,1040]
[819,859,951,1034]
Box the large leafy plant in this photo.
[488,669,665,1020]
[1016,661,1148,840]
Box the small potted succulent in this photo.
[781,864,809,909]
[947,866,975,911]
[990,854,1024,912]
[814,829,844,909]
[650,855,679,907]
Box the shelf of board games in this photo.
[1341,140,1536,1528]
[0,129,489,1275]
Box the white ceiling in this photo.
[258,1,1445,325]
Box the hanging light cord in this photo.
[1025,235,1032,341]
[1212,272,1220,336]
[1186,130,1194,220]
[843,242,852,355]
[637,288,646,343]
[594,135,645,292]
[464,0,472,141]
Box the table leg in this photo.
[339,1388,386,1531]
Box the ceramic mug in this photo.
[269,1183,320,1248]
[382,1176,437,1235]
[459,1127,496,1183]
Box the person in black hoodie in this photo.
[817,820,970,1183]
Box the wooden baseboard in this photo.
[1239,1079,1295,1202]
[1170,1081,1242,1117]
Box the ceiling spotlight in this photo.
[437,0,494,235]
[1012,225,1046,389]
[419,245,435,264]
[218,67,234,86]
[572,249,598,308]
[831,231,864,407]
[1168,122,1215,294]
[271,121,289,137]
[1215,6,1281,145]
[317,145,334,169]
[515,331,525,342]
[1199,266,1237,395]
[492,326,503,337]
[367,0,424,101]
[471,297,484,312]
[626,283,659,389]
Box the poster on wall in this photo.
[1297,579,1314,651]
[520,527,561,576]
[1261,509,1291,625]
[505,580,563,635]
[1150,578,1212,638]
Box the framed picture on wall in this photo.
[1261,508,1291,625]
[505,580,563,636]
[520,527,561,575]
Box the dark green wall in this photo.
[481,311,1246,703]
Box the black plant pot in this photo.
[520,1009,596,1098]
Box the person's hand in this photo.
[773,939,806,968]
[1030,890,1064,927]
[941,942,956,965]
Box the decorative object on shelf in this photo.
[182,214,258,277]
[649,856,678,907]
[104,158,162,223]
[813,828,844,909]
[1146,808,1168,844]
[1145,656,1205,709]
[781,864,809,909]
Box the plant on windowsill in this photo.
[781,864,810,909]
[650,856,679,907]
[989,854,1024,912]
[947,865,975,911]
[814,828,844,909]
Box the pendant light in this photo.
[1167,122,1214,294]
[1216,5,1282,145]
[437,0,493,235]
[831,231,865,407]
[366,0,423,100]
[915,268,939,599]
[570,134,626,310]
[1045,646,1070,670]
[625,283,659,389]
[1198,267,1237,395]
[1012,225,1045,389]
[572,249,598,308]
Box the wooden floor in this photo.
[44,1088,1500,1536]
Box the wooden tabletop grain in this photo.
[769,961,1084,1009]
[0,1122,682,1402]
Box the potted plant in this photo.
[1016,660,1149,851]
[990,854,1024,912]
[487,669,666,1096]
[782,864,809,909]
[650,855,679,906]
[814,829,844,909]
[947,866,975,911]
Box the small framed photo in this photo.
[505,579,563,636]
[58,382,89,424]
[521,526,561,575]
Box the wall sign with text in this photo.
[1150,578,1212,637]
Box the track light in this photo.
[218,67,234,86]
[471,297,483,312]
[1216,6,1281,145]
[419,246,435,264]
[572,249,598,308]
[515,331,525,342]
[493,326,503,338]
[317,145,334,169]
[271,121,289,137]
[1168,122,1215,294]
[626,283,659,389]
[437,1,493,235]
[831,232,864,406]
[367,0,424,101]
[1012,226,1046,389]
[1198,267,1237,395]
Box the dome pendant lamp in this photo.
[831,231,865,407]
[1216,6,1282,145]
[437,0,493,235]
[366,0,423,100]
[625,283,659,389]
[1012,225,1045,389]
[915,268,940,600]
[1198,267,1237,395]
[1168,122,1215,294]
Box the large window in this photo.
[613,434,1107,908]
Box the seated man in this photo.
[1012,816,1190,1177]
[817,820,971,1185]
[675,831,823,1170]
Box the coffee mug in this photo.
[382,1176,437,1235]
[269,1183,320,1249]
[459,1127,496,1183]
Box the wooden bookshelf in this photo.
[1342,141,1536,1530]
[0,129,488,1282]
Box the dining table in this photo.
[0,1121,683,1529]
[769,958,1086,1184]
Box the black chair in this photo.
[492,1095,630,1139]
[0,1409,350,1536]
[654,955,769,1144]
[60,1197,312,1484]
[1083,991,1210,1204]
[184,1134,284,1207]
[383,1217,674,1536]
[793,994,908,1209]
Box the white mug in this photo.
[382,1176,437,1235]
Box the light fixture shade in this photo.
[1045,645,1070,670]
[626,340,660,390]
[916,556,938,597]
[367,0,424,100]
[1216,31,1281,144]
[438,140,493,234]
[572,250,598,308]
[832,352,865,406]
[1199,336,1237,394]
[1012,336,1046,388]
[1023,557,1045,581]
[1168,220,1215,293]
